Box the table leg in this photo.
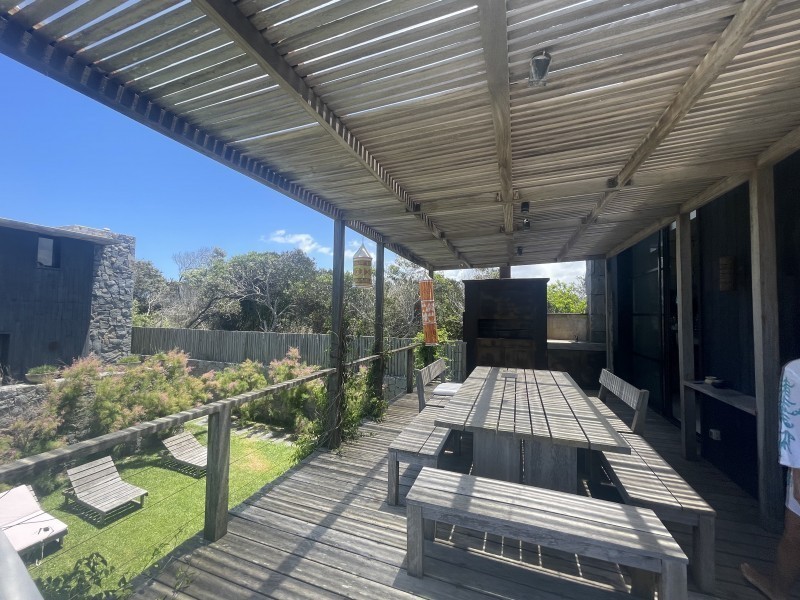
[473,432,521,482]
[523,439,578,493]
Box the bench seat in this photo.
[416,359,461,411]
[387,407,452,506]
[406,467,688,599]
[601,431,716,594]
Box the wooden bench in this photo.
[387,407,452,506]
[162,431,207,471]
[589,369,649,434]
[601,431,716,594]
[406,468,688,599]
[64,456,148,524]
[415,358,461,411]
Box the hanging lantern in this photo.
[419,277,439,346]
[352,244,373,288]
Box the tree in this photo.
[132,260,170,326]
[547,278,587,313]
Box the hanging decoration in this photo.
[352,243,373,288]
[419,276,439,345]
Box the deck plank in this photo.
[133,391,799,599]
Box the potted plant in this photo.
[25,364,59,384]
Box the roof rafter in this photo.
[0,13,436,271]
[557,0,779,261]
[477,0,515,245]
[607,121,800,258]
[193,0,470,267]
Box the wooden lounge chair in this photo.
[63,456,147,524]
[162,431,207,471]
[0,485,67,558]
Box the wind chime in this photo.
[352,243,373,288]
[419,276,438,345]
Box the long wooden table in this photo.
[434,366,630,492]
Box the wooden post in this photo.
[499,265,511,279]
[406,348,415,393]
[750,167,783,532]
[204,402,231,541]
[372,242,385,401]
[326,219,346,450]
[605,258,615,371]
[676,213,698,460]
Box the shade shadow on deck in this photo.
[132,393,795,600]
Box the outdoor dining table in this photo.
[434,366,630,492]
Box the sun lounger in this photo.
[162,431,207,471]
[0,485,67,557]
[64,456,147,524]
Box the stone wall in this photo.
[0,382,48,429]
[73,230,135,363]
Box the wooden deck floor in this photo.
[132,392,795,600]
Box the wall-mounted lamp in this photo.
[529,51,551,86]
[516,246,523,256]
[522,218,531,231]
[521,201,530,213]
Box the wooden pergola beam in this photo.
[477,0,515,240]
[558,0,779,260]
[193,0,466,265]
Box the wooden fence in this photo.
[132,328,467,382]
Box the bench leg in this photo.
[693,515,715,594]
[658,561,688,600]
[423,518,435,541]
[388,450,399,506]
[407,504,425,577]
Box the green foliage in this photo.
[27,364,60,375]
[1,353,275,462]
[37,552,132,600]
[77,352,208,437]
[547,279,588,314]
[116,354,142,365]
[413,329,448,369]
[202,359,267,402]
[239,348,324,428]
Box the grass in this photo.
[25,420,297,598]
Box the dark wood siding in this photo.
[0,226,95,378]
[697,184,755,394]
[775,149,800,366]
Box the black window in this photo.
[37,236,60,268]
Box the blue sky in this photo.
[1,53,583,283]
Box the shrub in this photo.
[27,364,60,375]
[413,329,448,370]
[240,348,324,428]
[203,359,267,402]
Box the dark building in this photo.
[0,218,134,382]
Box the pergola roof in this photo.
[3,0,800,270]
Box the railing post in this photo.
[406,347,415,393]
[204,402,231,542]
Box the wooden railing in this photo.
[0,343,420,545]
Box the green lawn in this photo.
[27,422,297,598]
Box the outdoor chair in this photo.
[63,456,147,524]
[0,484,68,559]
[162,431,207,472]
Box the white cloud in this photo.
[437,261,586,283]
[513,261,586,283]
[265,230,332,256]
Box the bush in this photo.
[413,329,448,370]
[27,364,60,375]
[203,359,267,402]
[240,348,324,428]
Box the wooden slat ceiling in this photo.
[3,0,800,270]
